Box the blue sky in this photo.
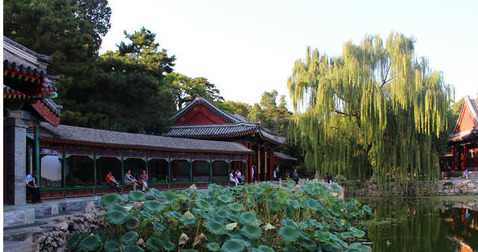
[100,0,478,107]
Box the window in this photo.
[65,156,94,187]
[148,159,169,183]
[193,161,210,182]
[212,161,228,181]
[40,155,62,188]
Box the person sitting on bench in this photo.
[106,171,122,194]
[124,169,138,191]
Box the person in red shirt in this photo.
[106,171,121,194]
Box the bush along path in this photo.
[66,181,373,252]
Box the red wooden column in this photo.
[463,145,467,170]
[451,146,455,170]
[269,149,274,181]
[247,142,253,183]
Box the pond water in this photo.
[358,196,478,252]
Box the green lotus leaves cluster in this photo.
[67,181,372,251]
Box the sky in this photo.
[100,0,478,108]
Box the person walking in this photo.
[25,171,42,203]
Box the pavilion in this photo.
[164,97,298,182]
[445,97,478,172]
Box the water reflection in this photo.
[358,197,478,252]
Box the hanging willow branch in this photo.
[287,33,453,193]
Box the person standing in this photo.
[124,169,138,191]
[138,169,149,192]
[26,171,42,203]
[326,173,333,184]
[106,171,122,194]
[292,169,299,185]
[251,165,256,182]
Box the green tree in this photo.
[4,0,111,74]
[165,73,224,110]
[287,33,453,191]
[61,28,175,133]
[250,90,292,135]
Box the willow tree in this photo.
[287,33,453,192]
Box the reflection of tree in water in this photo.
[363,198,458,252]
[440,206,478,250]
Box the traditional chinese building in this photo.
[446,97,478,171]
[4,36,62,205]
[35,123,252,199]
[164,97,298,182]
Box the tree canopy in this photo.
[287,33,453,191]
[61,28,176,133]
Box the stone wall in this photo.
[34,202,107,252]
[344,179,478,197]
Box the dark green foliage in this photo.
[68,181,372,251]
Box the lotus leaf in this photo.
[298,237,317,251]
[363,205,372,215]
[152,222,165,233]
[239,211,256,224]
[205,220,227,235]
[227,203,244,212]
[226,212,239,222]
[250,219,263,227]
[196,199,214,212]
[162,240,175,251]
[104,240,119,252]
[221,239,245,252]
[351,229,365,238]
[226,222,238,231]
[279,226,299,242]
[347,243,372,252]
[306,199,325,211]
[286,199,301,209]
[284,246,301,252]
[121,231,139,244]
[269,201,281,212]
[79,234,102,252]
[314,230,330,243]
[143,200,166,214]
[218,195,234,203]
[181,250,198,252]
[124,217,140,231]
[122,244,144,252]
[106,210,130,225]
[282,219,298,228]
[100,194,122,208]
[330,183,341,192]
[204,242,221,251]
[241,225,262,239]
[145,236,161,251]
[140,210,153,219]
[257,245,274,252]
[128,190,147,202]
[65,233,81,249]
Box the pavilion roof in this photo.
[448,97,478,144]
[167,97,287,145]
[39,123,253,154]
[274,152,298,162]
[4,36,61,125]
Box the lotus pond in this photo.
[66,181,373,251]
[358,196,478,252]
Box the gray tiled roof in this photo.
[164,123,259,139]
[274,152,298,162]
[42,98,62,117]
[39,123,253,154]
